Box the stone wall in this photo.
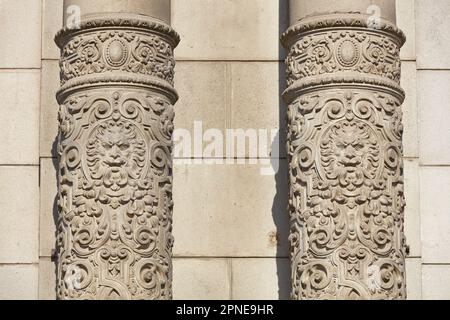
[0,0,448,300]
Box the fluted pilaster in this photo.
[282,0,407,300]
[54,1,179,300]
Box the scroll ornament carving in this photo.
[283,13,407,300]
[60,31,175,85]
[285,31,401,86]
[57,91,174,299]
[287,91,406,300]
[55,15,178,300]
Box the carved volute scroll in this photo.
[282,12,407,299]
[54,13,179,300]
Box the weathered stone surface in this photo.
[420,167,450,263]
[63,0,171,24]
[283,5,407,299]
[230,62,283,130]
[289,0,397,23]
[173,163,289,257]
[40,60,60,158]
[42,0,63,59]
[422,265,450,300]
[401,62,418,158]
[0,71,40,165]
[405,258,422,300]
[0,167,39,264]
[418,71,450,165]
[396,0,415,60]
[172,0,288,60]
[230,62,285,158]
[173,258,230,300]
[404,159,421,257]
[54,2,179,300]
[39,258,57,300]
[39,159,58,258]
[416,0,450,69]
[231,258,290,300]
[0,0,41,68]
[0,265,38,300]
[174,61,227,157]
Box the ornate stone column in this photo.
[282,0,407,299]
[54,0,179,300]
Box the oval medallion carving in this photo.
[336,39,360,68]
[105,39,128,67]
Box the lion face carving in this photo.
[86,119,146,190]
[320,120,380,188]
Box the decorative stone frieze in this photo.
[282,10,407,300]
[54,11,179,300]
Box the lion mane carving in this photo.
[320,120,381,190]
[86,118,146,191]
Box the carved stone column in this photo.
[54,0,179,300]
[282,0,407,300]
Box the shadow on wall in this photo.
[269,0,291,300]
[51,137,59,297]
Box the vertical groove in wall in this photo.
[225,62,232,130]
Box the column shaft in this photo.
[54,2,179,300]
[282,2,407,300]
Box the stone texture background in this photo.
[0,0,448,300]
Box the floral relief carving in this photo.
[56,91,174,300]
[60,31,175,85]
[55,14,178,300]
[286,31,401,86]
[283,12,406,300]
[286,91,406,300]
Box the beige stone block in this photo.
[230,62,286,158]
[420,167,450,263]
[174,62,227,158]
[39,159,58,257]
[406,258,422,300]
[0,264,38,300]
[173,258,230,300]
[64,0,171,24]
[172,162,289,257]
[418,71,450,165]
[42,0,63,60]
[0,71,40,165]
[396,0,415,60]
[231,258,290,300]
[0,167,39,263]
[416,0,450,69]
[290,0,396,23]
[40,60,60,158]
[422,265,450,300]
[0,0,41,68]
[172,0,287,60]
[38,258,56,300]
[404,159,420,257]
[401,62,418,158]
